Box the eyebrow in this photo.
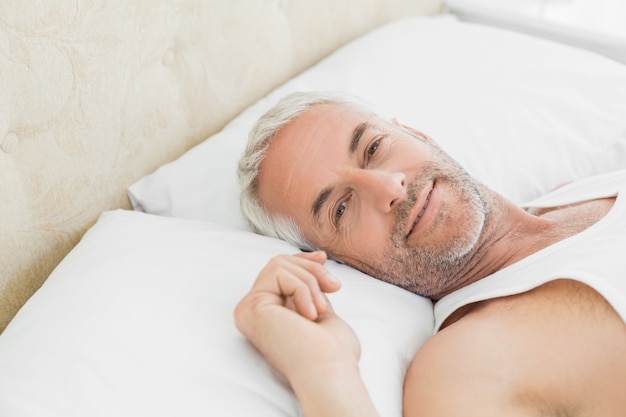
[311,186,332,221]
[349,122,370,154]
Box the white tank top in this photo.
[434,170,626,333]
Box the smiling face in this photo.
[257,103,489,298]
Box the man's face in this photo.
[258,103,488,298]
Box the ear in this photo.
[391,118,436,145]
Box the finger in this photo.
[284,295,296,312]
[247,253,339,320]
[294,250,327,263]
[277,257,339,315]
[273,270,320,320]
[292,251,342,293]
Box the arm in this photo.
[403,319,539,417]
[234,251,379,417]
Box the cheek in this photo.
[334,239,389,281]
[335,217,391,262]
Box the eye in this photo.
[366,138,381,161]
[334,201,347,223]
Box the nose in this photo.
[354,169,406,213]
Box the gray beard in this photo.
[366,161,489,298]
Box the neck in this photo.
[431,190,556,301]
[435,189,616,330]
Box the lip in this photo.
[406,181,436,238]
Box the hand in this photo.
[234,251,378,417]
[234,251,359,382]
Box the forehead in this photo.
[257,103,378,225]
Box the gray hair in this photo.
[237,91,373,251]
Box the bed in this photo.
[1,1,625,416]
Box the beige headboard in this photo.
[0,0,443,332]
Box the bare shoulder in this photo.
[404,280,626,417]
[403,314,530,417]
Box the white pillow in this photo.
[0,210,433,417]
[128,15,626,230]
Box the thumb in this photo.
[295,250,327,263]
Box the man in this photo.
[234,91,626,416]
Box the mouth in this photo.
[407,181,434,238]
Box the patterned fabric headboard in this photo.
[0,0,443,332]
